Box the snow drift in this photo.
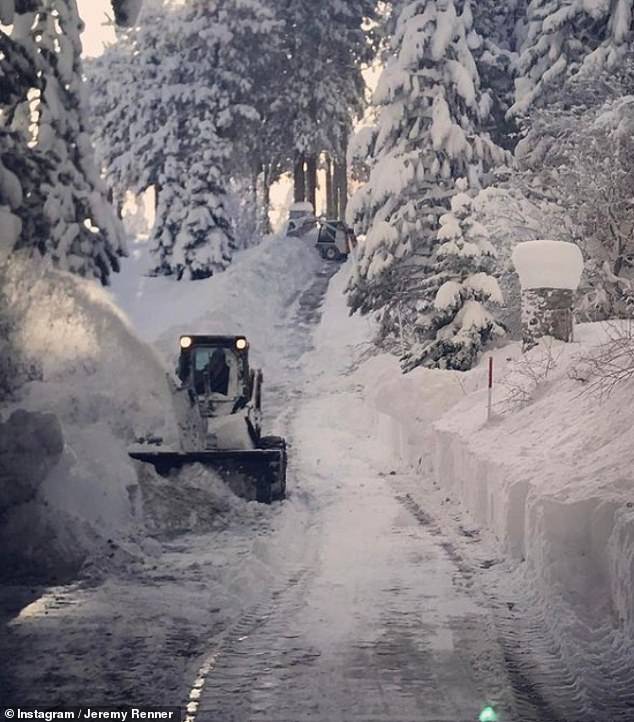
[0,233,321,580]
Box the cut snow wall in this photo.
[428,399,634,718]
[429,423,634,613]
[359,333,634,718]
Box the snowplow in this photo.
[129,335,287,503]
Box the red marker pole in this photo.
[487,357,494,421]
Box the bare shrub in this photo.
[497,339,563,413]
[569,321,634,398]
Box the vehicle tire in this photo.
[325,246,338,261]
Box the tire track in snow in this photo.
[182,260,338,721]
[396,492,567,722]
[183,564,314,722]
[399,482,634,721]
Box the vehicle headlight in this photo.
[236,337,248,350]
[180,336,193,349]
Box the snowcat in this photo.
[129,335,287,503]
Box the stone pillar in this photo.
[521,287,575,350]
[512,240,584,351]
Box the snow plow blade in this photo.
[128,447,285,503]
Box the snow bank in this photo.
[432,327,634,604]
[0,256,177,579]
[317,262,633,716]
[428,328,634,716]
[0,232,323,580]
[348,326,633,716]
[0,410,64,513]
[304,258,376,381]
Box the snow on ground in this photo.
[291,258,634,719]
[1,241,520,720]
[111,233,321,356]
[194,316,520,721]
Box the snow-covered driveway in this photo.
[164,256,524,722]
[191,378,514,722]
[1,243,556,720]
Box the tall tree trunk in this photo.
[333,158,343,220]
[293,152,306,203]
[333,151,349,220]
[106,186,124,220]
[251,164,259,241]
[154,180,162,212]
[306,153,318,213]
[339,164,348,221]
[339,137,349,220]
[262,164,272,235]
[325,155,335,218]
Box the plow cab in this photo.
[129,335,286,503]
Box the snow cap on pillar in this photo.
[512,240,584,350]
[512,240,584,291]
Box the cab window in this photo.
[193,347,239,399]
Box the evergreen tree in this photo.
[346,0,507,352]
[472,0,527,149]
[402,183,505,370]
[511,0,634,115]
[88,0,278,279]
[1,0,126,284]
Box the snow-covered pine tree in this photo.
[88,0,279,280]
[152,150,233,280]
[1,1,126,284]
[346,0,507,344]
[85,29,142,215]
[402,182,505,370]
[510,0,634,115]
[0,15,47,263]
[472,0,527,149]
